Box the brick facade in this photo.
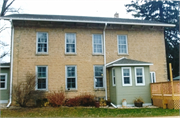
[12,25,167,99]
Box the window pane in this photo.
[38,79,46,89]
[124,77,130,84]
[0,75,5,81]
[113,69,115,76]
[137,77,143,83]
[95,78,103,87]
[38,33,47,43]
[38,67,46,77]
[95,67,103,76]
[0,83,5,88]
[123,69,129,76]
[67,78,75,88]
[113,77,116,85]
[136,69,142,75]
[66,44,75,53]
[67,67,75,77]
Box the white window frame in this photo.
[92,34,103,54]
[150,72,156,83]
[65,33,76,54]
[0,73,7,90]
[94,65,104,88]
[117,35,128,54]
[112,68,116,86]
[122,67,132,86]
[36,66,48,90]
[36,32,48,54]
[135,67,145,86]
[65,65,77,90]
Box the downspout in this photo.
[7,19,14,107]
[103,23,107,100]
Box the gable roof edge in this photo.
[0,17,175,27]
[106,57,126,66]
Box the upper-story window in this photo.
[36,32,48,54]
[135,67,145,86]
[65,33,76,54]
[0,73,7,90]
[94,65,104,88]
[93,34,103,54]
[36,66,48,90]
[117,35,128,54]
[122,67,132,86]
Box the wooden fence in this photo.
[150,81,180,109]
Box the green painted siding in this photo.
[109,68,117,104]
[0,68,10,100]
[109,66,151,105]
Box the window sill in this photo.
[36,53,49,56]
[94,88,105,91]
[0,88,7,90]
[92,54,104,56]
[65,89,78,92]
[65,53,77,56]
[118,54,129,56]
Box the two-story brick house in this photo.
[1,14,174,107]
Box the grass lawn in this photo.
[0,107,179,117]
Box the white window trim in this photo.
[135,67,145,86]
[65,33,76,54]
[92,34,103,54]
[36,32,48,54]
[65,65,77,90]
[0,73,7,90]
[112,68,116,86]
[94,65,104,88]
[36,66,48,91]
[122,67,132,86]
[117,35,128,54]
[150,72,156,83]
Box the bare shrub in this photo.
[46,90,65,107]
[13,72,42,107]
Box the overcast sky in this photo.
[0,0,134,62]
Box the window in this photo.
[112,68,116,86]
[65,33,76,53]
[66,66,77,90]
[93,34,103,54]
[94,66,104,88]
[135,67,145,86]
[117,35,128,54]
[0,73,7,90]
[36,66,48,90]
[36,32,48,54]
[150,72,156,83]
[122,67,132,86]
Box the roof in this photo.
[1,14,175,27]
[106,57,153,68]
[0,63,10,68]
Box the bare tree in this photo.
[0,0,20,59]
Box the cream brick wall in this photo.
[12,26,167,99]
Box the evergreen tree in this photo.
[125,0,179,79]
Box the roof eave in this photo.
[1,17,175,27]
[106,63,153,68]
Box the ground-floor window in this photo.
[36,66,48,90]
[135,67,145,86]
[66,65,77,90]
[94,65,104,88]
[0,73,7,90]
[122,67,132,86]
